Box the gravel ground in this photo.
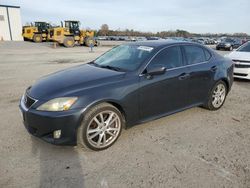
[0,41,249,188]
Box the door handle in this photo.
[178,73,190,80]
[210,66,217,72]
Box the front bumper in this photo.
[234,67,250,80]
[216,45,231,50]
[19,98,83,146]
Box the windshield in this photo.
[65,22,79,30]
[223,38,234,43]
[237,42,250,52]
[93,45,154,71]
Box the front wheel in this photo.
[204,81,227,111]
[63,37,75,48]
[33,34,42,43]
[77,103,124,151]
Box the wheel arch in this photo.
[79,99,127,128]
[107,101,127,124]
[220,78,230,92]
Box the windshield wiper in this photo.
[99,65,126,72]
[89,62,126,72]
[88,61,99,66]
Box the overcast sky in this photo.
[2,0,250,34]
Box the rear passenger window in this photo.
[183,45,206,65]
[149,46,183,69]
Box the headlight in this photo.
[37,97,78,111]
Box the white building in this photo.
[0,5,23,41]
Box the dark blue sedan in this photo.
[19,41,234,150]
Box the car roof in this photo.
[127,40,200,48]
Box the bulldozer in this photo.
[49,20,99,47]
[22,22,52,42]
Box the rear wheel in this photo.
[77,103,124,151]
[85,37,94,47]
[63,37,75,48]
[33,34,42,43]
[204,81,227,110]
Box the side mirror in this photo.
[147,65,166,76]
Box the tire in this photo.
[216,47,220,50]
[77,103,124,151]
[85,37,94,47]
[33,34,42,43]
[95,40,100,47]
[203,81,228,111]
[63,37,75,48]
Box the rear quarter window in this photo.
[204,48,212,61]
[183,45,206,65]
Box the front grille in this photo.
[233,60,250,68]
[235,64,250,68]
[24,94,36,108]
[233,59,250,63]
[234,73,248,77]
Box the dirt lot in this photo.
[0,41,249,188]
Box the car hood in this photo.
[227,51,250,61]
[28,64,126,100]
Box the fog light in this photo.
[53,130,61,139]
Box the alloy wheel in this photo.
[212,83,226,108]
[86,110,121,149]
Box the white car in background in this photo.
[226,42,250,80]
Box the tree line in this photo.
[97,24,249,38]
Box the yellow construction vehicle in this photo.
[49,20,99,47]
[22,22,52,42]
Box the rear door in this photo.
[182,45,216,105]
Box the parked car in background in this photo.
[216,38,242,51]
[97,36,108,40]
[136,36,147,41]
[213,39,218,44]
[19,41,234,151]
[197,38,206,45]
[204,38,211,45]
[226,41,250,80]
[146,36,160,40]
[242,38,249,44]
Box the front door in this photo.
[139,46,190,120]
